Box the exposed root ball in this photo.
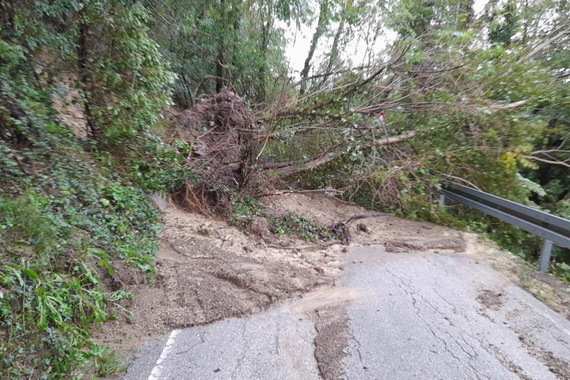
[172,91,258,214]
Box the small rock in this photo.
[352,260,357,264]
[314,267,325,275]
[357,223,369,233]
[197,227,211,236]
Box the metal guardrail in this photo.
[440,181,570,271]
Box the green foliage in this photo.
[553,263,570,284]
[80,1,175,143]
[489,0,518,46]
[229,194,265,230]
[269,212,338,241]
[267,0,569,279]
[121,136,194,193]
[146,0,290,104]
[90,346,127,377]
[0,147,160,377]
[229,195,338,241]
[0,3,170,374]
[0,190,144,377]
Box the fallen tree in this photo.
[265,130,417,177]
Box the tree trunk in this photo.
[300,0,329,94]
[0,0,16,36]
[457,0,474,30]
[77,22,98,140]
[258,0,273,102]
[216,0,227,93]
[319,5,347,87]
[268,130,417,177]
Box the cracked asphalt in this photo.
[124,246,570,380]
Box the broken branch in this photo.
[267,130,417,178]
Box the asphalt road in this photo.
[124,246,570,380]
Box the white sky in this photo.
[282,0,489,77]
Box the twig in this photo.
[525,155,570,168]
[489,99,529,111]
[344,212,392,224]
[440,174,481,189]
[257,188,346,197]
[11,155,34,175]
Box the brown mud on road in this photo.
[262,193,466,252]
[93,192,570,367]
[92,202,345,360]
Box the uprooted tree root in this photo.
[171,90,258,216]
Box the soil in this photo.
[463,233,570,319]
[92,192,570,368]
[171,91,260,214]
[477,289,505,310]
[261,193,466,252]
[312,304,351,380]
[92,200,345,361]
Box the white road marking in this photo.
[148,329,181,380]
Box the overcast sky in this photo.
[282,0,490,76]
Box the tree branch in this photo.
[524,28,570,60]
[489,99,529,111]
[267,130,417,177]
[525,155,570,168]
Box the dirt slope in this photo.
[93,202,345,358]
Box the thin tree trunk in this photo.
[299,0,329,94]
[216,0,227,93]
[522,0,529,44]
[77,22,98,139]
[319,11,346,87]
[457,0,474,29]
[0,0,16,36]
[269,130,417,177]
[258,1,273,102]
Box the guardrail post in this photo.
[539,239,553,272]
[439,193,446,207]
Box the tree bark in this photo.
[319,4,347,87]
[299,0,329,94]
[77,22,98,140]
[216,0,227,93]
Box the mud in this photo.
[464,233,570,319]
[518,331,570,380]
[312,305,351,380]
[93,192,570,372]
[92,205,345,360]
[477,289,505,311]
[262,193,466,251]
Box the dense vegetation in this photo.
[0,0,568,377]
